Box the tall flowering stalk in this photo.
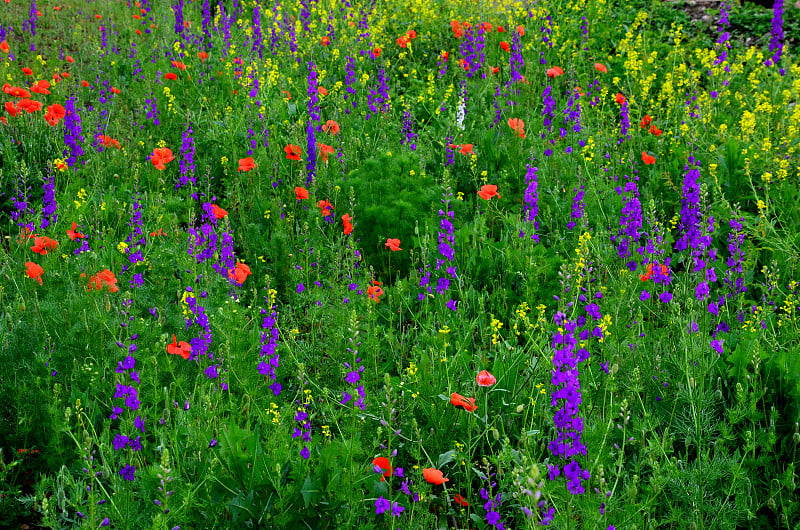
[508,31,525,84]
[259,289,282,396]
[419,184,459,312]
[177,122,196,189]
[765,0,785,75]
[173,0,185,39]
[459,25,486,78]
[40,167,57,230]
[344,56,357,113]
[342,315,365,409]
[521,164,540,242]
[252,4,263,58]
[400,105,417,150]
[63,96,85,168]
[23,0,36,51]
[306,61,319,185]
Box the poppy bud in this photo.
[491,428,500,441]
[19,302,26,312]
[516,404,524,413]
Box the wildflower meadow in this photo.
[2,0,800,528]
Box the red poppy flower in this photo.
[133,14,141,19]
[406,29,417,39]
[238,157,256,172]
[641,151,655,165]
[367,281,384,303]
[491,66,499,74]
[31,236,58,255]
[0,41,9,54]
[497,25,505,33]
[640,115,652,129]
[86,269,119,292]
[322,120,340,134]
[451,392,477,412]
[476,370,496,387]
[648,124,662,136]
[167,334,192,360]
[287,186,307,201]
[95,14,102,19]
[397,35,409,48]
[478,185,500,200]
[448,143,474,156]
[98,135,121,149]
[22,67,34,76]
[4,101,18,117]
[67,222,86,240]
[151,147,175,170]
[453,494,469,507]
[150,228,167,237]
[372,48,381,58]
[481,22,492,33]
[317,199,333,216]
[318,86,328,96]
[508,118,526,138]
[342,213,354,235]
[211,204,228,219]
[451,20,464,39]
[44,103,66,126]
[517,25,525,36]
[372,457,393,481]
[284,144,302,161]
[317,143,334,162]
[320,36,330,46]
[18,99,43,113]
[8,86,31,98]
[82,80,90,87]
[164,72,177,81]
[385,238,402,251]
[499,41,510,52]
[594,63,608,73]
[25,262,44,285]
[615,92,626,104]
[31,80,50,95]
[441,51,449,62]
[198,51,208,61]
[228,262,251,285]
[546,66,564,78]
[111,86,120,94]
[423,468,450,485]
[171,60,187,71]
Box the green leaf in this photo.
[437,450,456,469]
[300,474,322,508]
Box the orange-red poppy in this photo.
[476,370,496,387]
[342,213,353,235]
[649,125,662,136]
[211,204,228,219]
[406,29,417,39]
[385,238,401,251]
[640,115,652,129]
[372,48,381,58]
[67,222,85,240]
[423,468,450,485]
[238,157,256,172]
[85,269,119,293]
[516,25,525,36]
[500,41,510,52]
[151,147,175,170]
[18,99,43,113]
[228,262,251,285]
[82,80,90,87]
[44,104,66,126]
[0,41,9,54]
[66,55,74,63]
[284,144,302,161]
[451,20,464,39]
[453,494,469,507]
[31,236,58,255]
[171,60,187,71]
[320,36,330,46]
[317,199,333,216]
[397,35,409,48]
[546,66,564,78]
[641,151,655,165]
[25,262,44,285]
[98,135,121,149]
[31,80,50,95]
[322,120,340,134]
[372,457,393,481]
[167,334,192,360]
[491,66,499,74]
[317,143,334,162]
[198,51,208,61]
[615,92,626,105]
[481,22,492,33]
[318,86,328,96]
[22,67,33,76]
[164,72,177,81]
[451,392,477,412]
[478,184,500,200]
[594,63,608,73]
[508,118,525,138]
[441,51,449,62]
[4,101,18,117]
[295,186,309,200]
[448,143,474,156]
[367,281,384,303]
